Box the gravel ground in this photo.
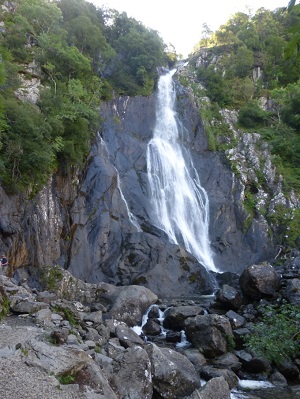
[0,315,87,399]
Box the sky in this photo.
[90,0,296,57]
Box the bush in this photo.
[245,303,300,365]
[238,100,270,128]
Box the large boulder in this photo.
[184,314,233,358]
[239,263,279,299]
[283,279,300,305]
[197,376,231,399]
[215,284,243,310]
[111,346,153,399]
[107,285,158,326]
[25,336,93,376]
[163,305,205,331]
[146,343,199,398]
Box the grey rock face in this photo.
[0,71,283,295]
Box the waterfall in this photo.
[147,69,218,272]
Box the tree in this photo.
[234,46,254,77]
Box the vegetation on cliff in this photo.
[180,2,300,249]
[190,4,300,194]
[0,0,171,193]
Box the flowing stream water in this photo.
[147,69,218,272]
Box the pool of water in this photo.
[231,380,300,399]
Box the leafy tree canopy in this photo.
[0,0,168,193]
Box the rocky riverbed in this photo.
[0,252,300,398]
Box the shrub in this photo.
[238,100,270,128]
[245,303,300,365]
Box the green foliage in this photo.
[1,98,55,193]
[268,205,300,248]
[108,11,165,95]
[51,304,79,327]
[40,266,64,292]
[0,287,10,321]
[0,0,168,193]
[245,303,300,365]
[238,100,270,128]
[197,66,231,107]
[199,101,232,151]
[56,373,76,385]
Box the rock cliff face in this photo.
[0,71,280,296]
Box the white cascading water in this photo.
[147,69,218,272]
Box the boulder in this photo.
[212,352,241,373]
[239,263,279,299]
[215,284,243,309]
[163,305,205,330]
[184,314,233,358]
[225,310,245,329]
[197,376,230,399]
[182,348,207,374]
[142,319,162,336]
[201,365,239,389]
[283,278,300,305]
[115,324,145,348]
[78,363,118,399]
[277,358,300,380]
[25,336,93,375]
[107,285,158,326]
[270,371,288,387]
[10,300,49,314]
[146,342,199,398]
[112,346,152,399]
[235,349,271,374]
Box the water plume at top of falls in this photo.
[147,69,218,272]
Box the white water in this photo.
[131,304,166,337]
[147,70,217,272]
[116,174,141,232]
[132,304,191,348]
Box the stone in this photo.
[212,352,241,372]
[184,314,233,358]
[112,346,153,399]
[283,279,300,305]
[107,285,158,326]
[25,337,93,375]
[67,334,79,346]
[84,327,101,343]
[35,308,52,323]
[200,365,239,389]
[225,310,245,329]
[215,284,243,309]
[197,376,231,399]
[115,324,144,348]
[277,358,300,380]
[85,340,96,349]
[270,371,288,387]
[146,343,200,398]
[182,348,207,374]
[235,349,271,374]
[83,310,103,324]
[163,305,205,330]
[239,263,279,299]
[142,319,162,336]
[11,300,49,314]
